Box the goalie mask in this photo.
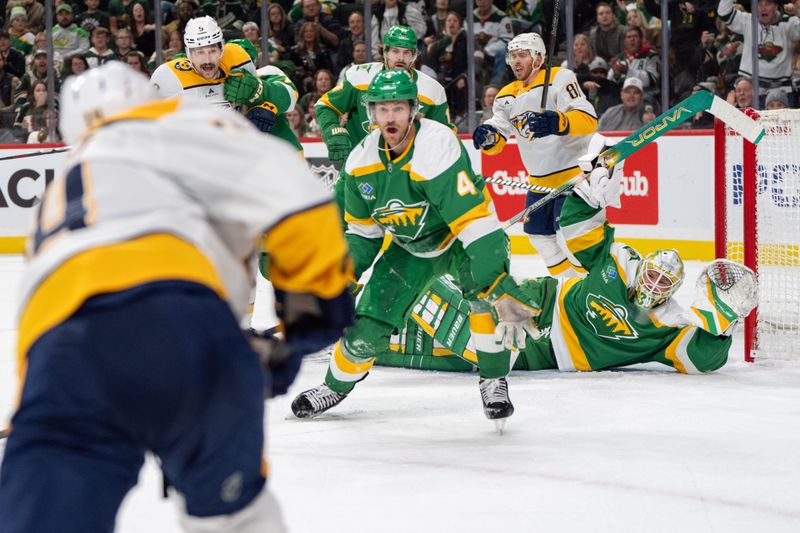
[634,249,685,309]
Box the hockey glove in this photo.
[690,259,757,336]
[573,165,622,209]
[527,110,569,138]
[322,126,353,163]
[246,106,277,134]
[224,67,267,106]
[473,124,500,150]
[246,327,299,397]
[481,273,542,350]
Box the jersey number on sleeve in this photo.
[565,82,581,99]
[456,171,478,196]
[32,164,94,254]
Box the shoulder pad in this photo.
[345,62,383,89]
[344,130,383,175]
[256,65,287,77]
[222,42,253,71]
[409,120,462,181]
[413,69,447,105]
[496,80,522,99]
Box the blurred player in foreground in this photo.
[291,70,540,430]
[375,136,758,375]
[0,62,354,533]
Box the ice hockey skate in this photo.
[291,384,348,418]
[479,377,514,434]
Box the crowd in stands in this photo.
[0,0,798,142]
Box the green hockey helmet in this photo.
[383,25,417,50]
[229,38,258,64]
[366,69,419,124]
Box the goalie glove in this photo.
[480,273,542,350]
[224,67,267,106]
[690,259,757,336]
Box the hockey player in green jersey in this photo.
[225,39,303,153]
[374,136,758,375]
[316,25,452,164]
[291,69,540,427]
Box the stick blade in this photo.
[708,96,765,144]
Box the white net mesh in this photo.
[722,109,800,359]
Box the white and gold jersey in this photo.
[150,42,255,109]
[485,67,597,188]
[18,98,345,362]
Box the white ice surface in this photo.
[1,255,799,533]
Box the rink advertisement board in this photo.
[480,139,660,225]
[0,133,715,257]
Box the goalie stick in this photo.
[502,91,765,229]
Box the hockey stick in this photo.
[484,176,555,194]
[0,147,69,162]
[503,91,765,228]
[539,0,561,110]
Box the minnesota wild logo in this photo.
[585,293,639,340]
[374,199,429,240]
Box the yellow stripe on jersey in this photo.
[344,211,377,226]
[350,162,386,177]
[221,42,252,71]
[558,277,591,371]
[92,98,182,134]
[447,193,494,238]
[565,109,598,135]
[547,258,572,276]
[264,202,352,299]
[529,165,582,188]
[418,94,434,106]
[664,327,692,374]
[496,67,565,99]
[17,234,227,373]
[566,224,606,255]
[318,91,344,115]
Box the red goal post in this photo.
[714,109,800,362]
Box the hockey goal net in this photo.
[714,109,800,362]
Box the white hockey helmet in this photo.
[634,249,685,309]
[506,32,546,66]
[183,16,223,50]
[59,62,158,145]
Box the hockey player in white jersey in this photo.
[473,33,598,278]
[150,16,257,108]
[0,62,354,533]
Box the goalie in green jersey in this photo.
[374,135,759,375]
[291,69,539,428]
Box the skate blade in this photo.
[493,418,506,435]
